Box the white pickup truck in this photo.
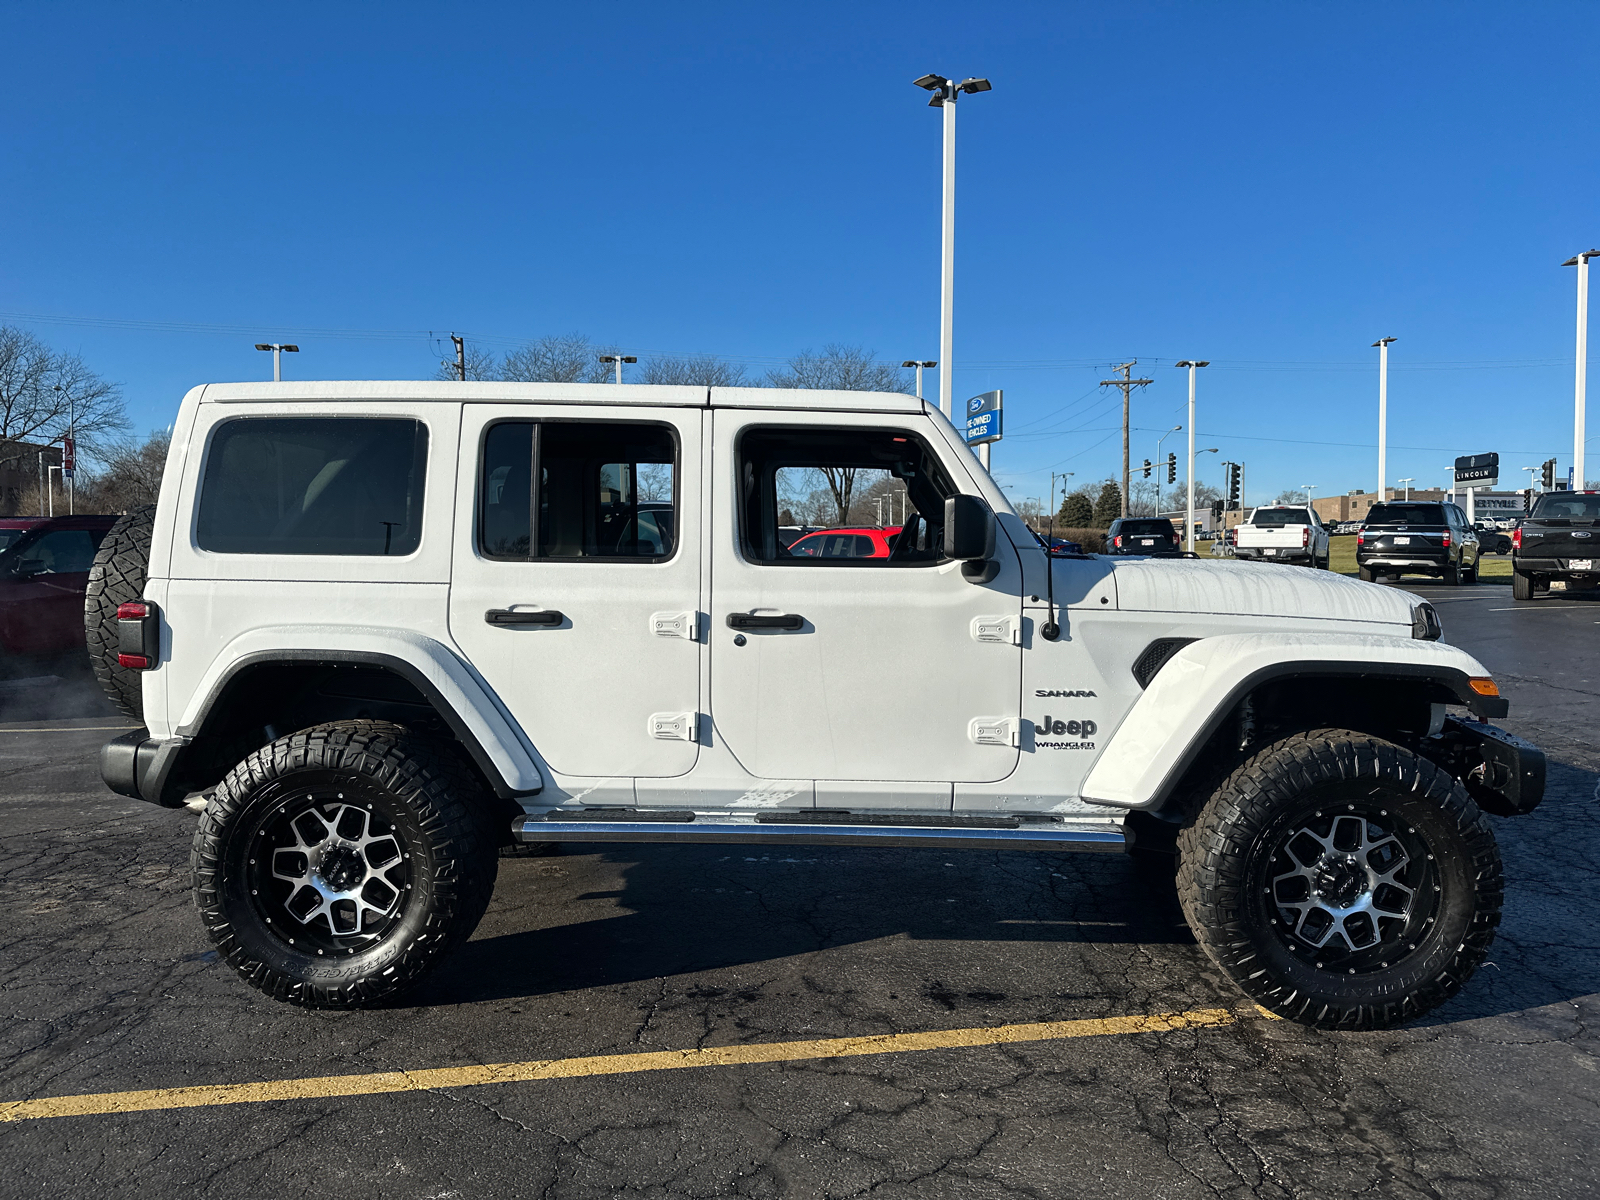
[1232,505,1331,569]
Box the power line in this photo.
[1098,362,1153,518]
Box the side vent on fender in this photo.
[1132,637,1199,689]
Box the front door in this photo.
[449,405,704,779]
[708,412,1023,802]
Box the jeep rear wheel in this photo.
[83,505,155,720]
[1177,728,1501,1029]
[192,720,497,1008]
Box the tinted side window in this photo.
[197,418,427,556]
[479,421,677,561]
[12,529,96,575]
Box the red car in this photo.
[786,526,902,559]
[0,515,120,669]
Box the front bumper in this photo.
[1427,716,1545,816]
[101,729,189,808]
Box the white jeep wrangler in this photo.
[89,381,1544,1028]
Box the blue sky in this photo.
[2,1,1597,506]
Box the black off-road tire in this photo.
[192,720,498,1008]
[83,504,156,720]
[1512,570,1535,601]
[1357,565,1376,583]
[1176,728,1502,1030]
[1442,563,1461,585]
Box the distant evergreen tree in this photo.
[1091,482,1122,527]
[1058,492,1094,527]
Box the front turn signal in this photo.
[1467,677,1499,697]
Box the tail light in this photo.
[1442,531,1451,548]
[1513,526,1522,551]
[116,601,160,670]
[1301,527,1310,547]
[1113,535,1122,549]
[1357,532,1365,545]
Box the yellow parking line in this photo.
[0,1007,1235,1123]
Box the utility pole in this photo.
[1564,250,1598,489]
[1372,336,1396,501]
[451,335,466,381]
[902,360,937,401]
[1099,361,1153,518]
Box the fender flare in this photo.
[172,625,544,799]
[1080,633,1500,812]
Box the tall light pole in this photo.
[598,354,637,385]
[902,360,937,401]
[1398,476,1414,501]
[1175,361,1210,550]
[1522,465,1539,494]
[255,342,299,382]
[1302,484,1318,505]
[1155,424,1182,516]
[913,73,991,418]
[1564,250,1598,489]
[1372,336,1396,501]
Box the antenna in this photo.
[1041,473,1062,641]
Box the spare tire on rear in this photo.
[85,505,155,721]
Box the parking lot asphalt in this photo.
[1,579,1596,1200]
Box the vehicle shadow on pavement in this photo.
[399,849,1197,1008]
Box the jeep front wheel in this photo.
[1177,729,1502,1029]
[192,720,497,1008]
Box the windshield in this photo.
[1251,508,1310,526]
[1117,520,1175,536]
[1531,494,1600,520]
[1366,503,1446,525]
[0,529,32,554]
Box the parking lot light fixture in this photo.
[598,354,637,385]
[1372,337,1397,499]
[1302,484,1317,505]
[1563,250,1599,489]
[914,72,992,418]
[1398,477,1415,501]
[1175,361,1210,550]
[254,343,299,382]
[902,360,937,401]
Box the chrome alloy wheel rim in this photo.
[246,789,412,954]
[1263,806,1437,972]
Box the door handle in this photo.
[485,608,565,627]
[725,612,804,631]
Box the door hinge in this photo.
[972,615,1021,645]
[650,610,698,640]
[969,717,1019,748]
[649,712,698,742]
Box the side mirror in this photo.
[944,494,996,561]
[12,559,46,578]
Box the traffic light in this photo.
[1142,458,1152,479]
[1166,453,1177,484]
[1542,458,1557,489]
[1225,462,1241,507]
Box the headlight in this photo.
[1411,601,1442,641]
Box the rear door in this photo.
[448,406,704,780]
[0,528,99,654]
[707,411,1023,804]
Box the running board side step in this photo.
[512,812,1126,853]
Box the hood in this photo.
[1110,558,1415,629]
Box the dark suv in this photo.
[1356,502,1479,584]
[1106,517,1181,556]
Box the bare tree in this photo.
[76,429,170,513]
[637,354,747,387]
[0,325,129,455]
[636,462,673,502]
[499,333,616,384]
[765,344,911,393]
